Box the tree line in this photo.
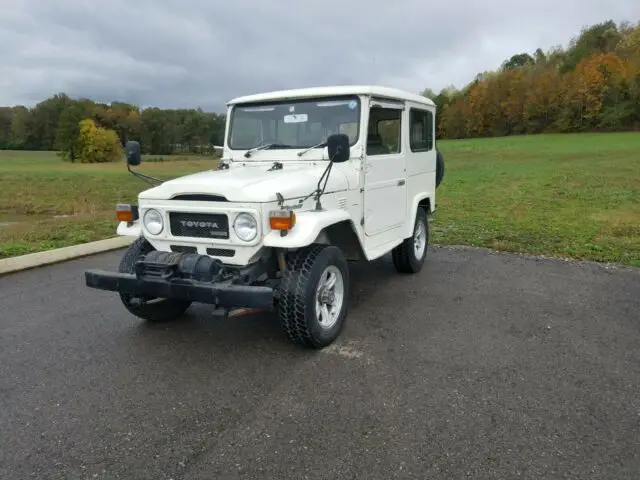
[0,18,638,161]
[0,95,226,162]
[424,20,640,138]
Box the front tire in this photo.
[392,207,429,274]
[278,244,350,349]
[117,237,192,323]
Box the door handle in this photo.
[397,180,406,186]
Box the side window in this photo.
[409,109,433,152]
[367,107,402,156]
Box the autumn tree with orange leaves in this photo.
[428,20,640,139]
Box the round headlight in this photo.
[234,213,257,242]
[143,208,164,235]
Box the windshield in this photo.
[227,95,361,151]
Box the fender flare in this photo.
[263,209,356,249]
[406,194,433,238]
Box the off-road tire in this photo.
[117,236,192,323]
[392,207,429,274]
[278,244,350,349]
[436,150,445,188]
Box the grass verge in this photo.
[0,152,216,258]
[432,132,640,267]
[1,132,639,267]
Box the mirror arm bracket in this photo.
[127,163,163,186]
[313,161,334,211]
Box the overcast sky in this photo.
[1,0,638,112]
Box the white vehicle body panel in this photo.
[122,85,437,265]
[138,163,354,203]
[227,85,435,107]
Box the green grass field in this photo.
[1,132,639,267]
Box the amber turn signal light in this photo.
[116,203,139,223]
[269,210,296,230]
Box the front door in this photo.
[362,99,407,236]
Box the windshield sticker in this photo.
[284,113,308,123]
[289,106,295,112]
[348,100,357,110]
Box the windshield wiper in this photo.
[244,143,294,158]
[297,141,327,157]
[244,143,275,158]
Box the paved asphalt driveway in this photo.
[1,246,639,479]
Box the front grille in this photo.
[169,212,229,239]
[170,245,197,253]
[206,248,235,257]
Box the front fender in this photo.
[117,220,142,237]
[263,209,352,249]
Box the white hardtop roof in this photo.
[227,85,435,107]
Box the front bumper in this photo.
[84,250,275,309]
[85,269,274,308]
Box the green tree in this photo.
[29,93,71,149]
[55,101,89,162]
[10,106,32,149]
[140,108,173,154]
[0,108,12,148]
[562,20,622,72]
[502,53,535,70]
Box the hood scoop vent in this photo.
[171,194,228,202]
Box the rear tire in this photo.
[117,237,192,323]
[278,244,350,349]
[392,207,429,274]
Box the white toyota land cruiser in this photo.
[84,85,445,349]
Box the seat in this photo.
[366,133,389,155]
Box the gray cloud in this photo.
[1,0,638,112]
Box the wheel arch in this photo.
[312,219,366,262]
[405,194,432,239]
[263,210,364,259]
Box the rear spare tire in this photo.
[436,150,445,188]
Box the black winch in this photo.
[134,251,224,283]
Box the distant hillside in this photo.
[422,19,640,138]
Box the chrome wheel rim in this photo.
[315,265,344,329]
[414,219,427,259]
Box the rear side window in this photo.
[409,109,434,152]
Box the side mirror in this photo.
[326,134,350,163]
[125,140,141,166]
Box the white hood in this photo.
[138,162,351,203]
